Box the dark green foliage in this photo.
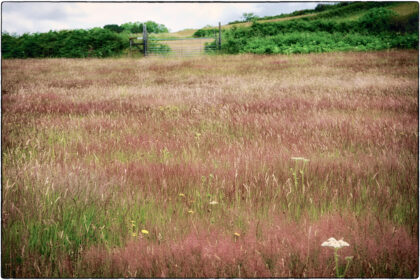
[389,12,420,33]
[120,22,143,33]
[228,8,316,25]
[228,2,394,25]
[144,21,169,34]
[220,4,418,55]
[2,28,125,58]
[313,2,394,19]
[120,21,169,34]
[193,28,220,38]
[104,24,124,33]
[359,7,419,34]
[289,8,316,17]
[314,3,339,12]
[242,12,259,22]
[148,41,171,55]
[2,33,23,58]
[2,20,170,58]
[204,40,218,53]
[358,7,398,33]
[223,31,417,55]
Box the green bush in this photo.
[148,41,171,55]
[388,11,419,33]
[1,33,22,58]
[193,28,220,38]
[219,3,418,55]
[358,7,398,33]
[221,31,418,55]
[2,28,125,58]
[1,19,170,58]
[104,24,124,33]
[314,3,339,12]
[314,2,394,19]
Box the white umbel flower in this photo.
[321,237,350,249]
[291,157,309,162]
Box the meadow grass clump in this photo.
[2,50,418,277]
[80,213,416,278]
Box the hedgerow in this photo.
[2,28,126,58]
[226,32,417,55]
[1,20,170,58]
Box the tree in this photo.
[119,21,169,34]
[242,12,258,22]
[120,22,142,34]
[145,21,169,33]
[104,24,124,33]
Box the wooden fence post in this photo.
[143,23,148,56]
[218,22,222,51]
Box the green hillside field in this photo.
[192,2,418,55]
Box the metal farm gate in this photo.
[129,22,222,57]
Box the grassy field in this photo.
[2,50,418,277]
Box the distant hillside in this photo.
[152,2,417,39]
[190,1,418,54]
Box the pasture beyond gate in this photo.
[129,22,222,57]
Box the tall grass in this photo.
[2,50,418,277]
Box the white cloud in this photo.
[1,2,321,34]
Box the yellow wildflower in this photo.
[234,232,240,237]
[188,210,194,214]
[141,229,149,235]
[179,193,186,198]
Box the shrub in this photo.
[104,24,124,33]
[388,12,419,33]
[358,7,398,34]
[193,28,220,38]
[218,3,418,55]
[221,30,418,55]
[2,28,125,58]
[314,2,394,19]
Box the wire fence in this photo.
[147,37,219,57]
[129,22,222,57]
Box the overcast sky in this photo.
[2,2,321,35]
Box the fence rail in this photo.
[148,37,215,41]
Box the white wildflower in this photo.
[321,237,350,249]
[322,238,352,277]
[209,201,218,205]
